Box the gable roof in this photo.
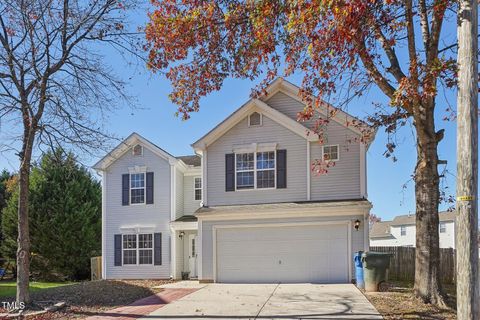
[370,221,394,238]
[93,132,181,171]
[370,211,456,239]
[261,78,376,142]
[390,211,456,226]
[192,78,375,151]
[192,98,319,150]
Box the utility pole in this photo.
[456,0,479,318]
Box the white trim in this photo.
[170,165,176,221]
[128,166,147,174]
[197,201,372,221]
[234,150,276,191]
[119,225,156,233]
[170,221,198,231]
[232,142,278,154]
[307,141,311,201]
[192,99,318,150]
[171,230,177,279]
[198,220,203,280]
[184,167,202,176]
[101,172,107,279]
[360,143,367,198]
[247,111,263,127]
[322,144,340,162]
[202,151,208,206]
[94,132,180,171]
[212,220,353,283]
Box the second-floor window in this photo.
[194,177,202,200]
[236,151,275,190]
[400,226,407,236]
[439,222,446,233]
[130,173,145,204]
[323,145,339,161]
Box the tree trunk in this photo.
[16,129,35,305]
[413,105,446,307]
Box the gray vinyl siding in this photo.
[266,92,362,200]
[175,169,184,219]
[199,214,365,281]
[310,129,361,201]
[183,175,202,215]
[207,114,307,206]
[103,146,171,279]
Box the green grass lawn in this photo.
[0,281,73,297]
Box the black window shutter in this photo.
[277,149,287,189]
[225,153,235,192]
[154,233,162,265]
[122,174,129,206]
[114,234,122,266]
[146,172,154,204]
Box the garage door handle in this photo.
[278,260,282,265]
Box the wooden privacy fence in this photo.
[91,256,102,281]
[370,246,456,284]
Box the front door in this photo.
[188,234,198,278]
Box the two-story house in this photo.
[369,211,456,248]
[94,78,376,284]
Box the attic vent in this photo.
[248,112,262,127]
[132,144,143,156]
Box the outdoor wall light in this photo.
[179,231,185,239]
[354,219,361,231]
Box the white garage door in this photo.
[215,223,350,283]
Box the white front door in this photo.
[188,234,198,278]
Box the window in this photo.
[248,112,262,126]
[132,144,143,156]
[323,145,339,161]
[191,237,196,256]
[256,151,275,188]
[123,234,153,265]
[400,226,407,236]
[122,234,137,265]
[130,173,145,204]
[236,153,255,189]
[235,151,275,190]
[439,222,446,233]
[194,177,202,201]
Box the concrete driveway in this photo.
[146,282,382,319]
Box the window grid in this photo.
[400,226,407,236]
[439,222,446,233]
[235,151,275,190]
[323,145,339,161]
[130,173,145,204]
[194,177,202,201]
[123,234,153,265]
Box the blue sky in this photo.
[0,6,466,222]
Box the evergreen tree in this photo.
[1,150,101,280]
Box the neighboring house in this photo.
[370,211,456,248]
[94,78,376,284]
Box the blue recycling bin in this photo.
[354,251,364,289]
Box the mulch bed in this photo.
[0,279,173,319]
[364,281,457,319]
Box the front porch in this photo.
[171,215,198,280]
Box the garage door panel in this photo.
[216,223,349,283]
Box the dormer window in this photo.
[132,144,143,156]
[248,112,262,127]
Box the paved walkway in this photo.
[85,287,197,320]
[146,283,382,319]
